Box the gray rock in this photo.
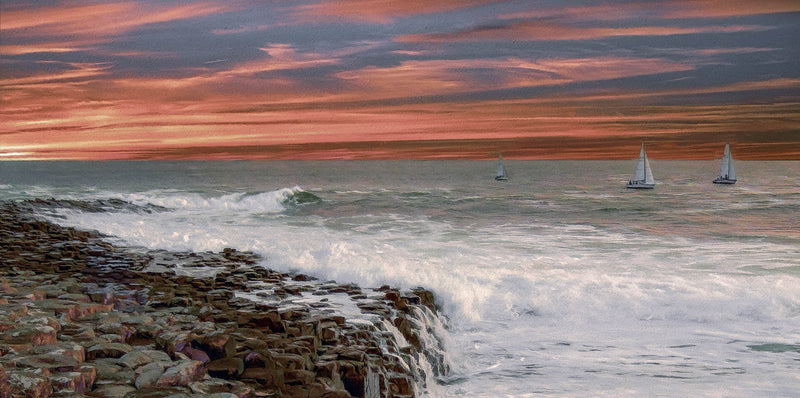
[118,349,171,369]
[155,360,204,387]
[87,342,133,359]
[89,384,136,398]
[135,361,167,389]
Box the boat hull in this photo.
[626,182,655,189]
[713,178,737,184]
[495,176,508,181]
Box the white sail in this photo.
[719,143,730,178]
[644,152,654,184]
[632,144,647,182]
[714,142,737,184]
[627,142,655,189]
[495,155,508,180]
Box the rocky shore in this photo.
[0,200,448,398]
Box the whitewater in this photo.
[1,160,799,397]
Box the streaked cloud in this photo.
[289,0,500,24]
[396,21,771,43]
[1,0,798,160]
[1,2,230,38]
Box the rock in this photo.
[86,383,136,398]
[118,349,172,369]
[92,358,135,384]
[239,367,283,389]
[273,353,309,371]
[192,331,235,360]
[188,378,255,397]
[155,330,193,357]
[180,346,211,363]
[155,359,204,387]
[243,350,276,369]
[2,325,58,347]
[284,369,316,386]
[28,341,86,363]
[49,370,93,394]
[15,353,81,372]
[7,368,53,398]
[86,342,133,359]
[135,361,167,389]
[205,357,244,380]
[0,364,10,398]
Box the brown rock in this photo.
[205,357,244,380]
[155,359,204,387]
[2,325,57,347]
[192,331,235,360]
[7,368,53,398]
[86,342,133,359]
[284,369,316,386]
[240,367,283,389]
[86,383,135,397]
[0,364,10,398]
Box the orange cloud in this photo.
[663,0,800,18]
[0,2,232,55]
[334,57,693,100]
[397,20,770,43]
[499,1,800,21]
[289,0,500,24]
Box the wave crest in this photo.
[126,186,320,214]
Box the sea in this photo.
[1,160,799,397]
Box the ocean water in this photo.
[1,160,799,397]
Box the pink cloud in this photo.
[289,0,500,24]
[397,20,771,43]
[1,2,233,52]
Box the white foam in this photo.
[36,182,800,397]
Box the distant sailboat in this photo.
[495,154,509,181]
[626,143,655,189]
[713,142,737,184]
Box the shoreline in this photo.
[0,199,447,398]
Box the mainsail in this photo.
[714,142,737,184]
[627,143,655,189]
[495,155,508,181]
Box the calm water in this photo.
[2,160,799,397]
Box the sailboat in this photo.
[626,143,655,189]
[713,142,737,184]
[495,154,509,181]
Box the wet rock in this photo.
[86,342,133,359]
[239,367,283,389]
[2,201,448,398]
[192,331,235,360]
[205,357,245,380]
[188,378,254,397]
[2,325,58,348]
[0,364,9,398]
[118,349,171,369]
[155,359,204,387]
[7,368,53,398]
[135,361,167,389]
[86,383,136,398]
[15,353,81,373]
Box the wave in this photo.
[117,186,321,214]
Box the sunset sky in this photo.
[1,0,799,160]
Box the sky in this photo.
[1,0,799,160]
